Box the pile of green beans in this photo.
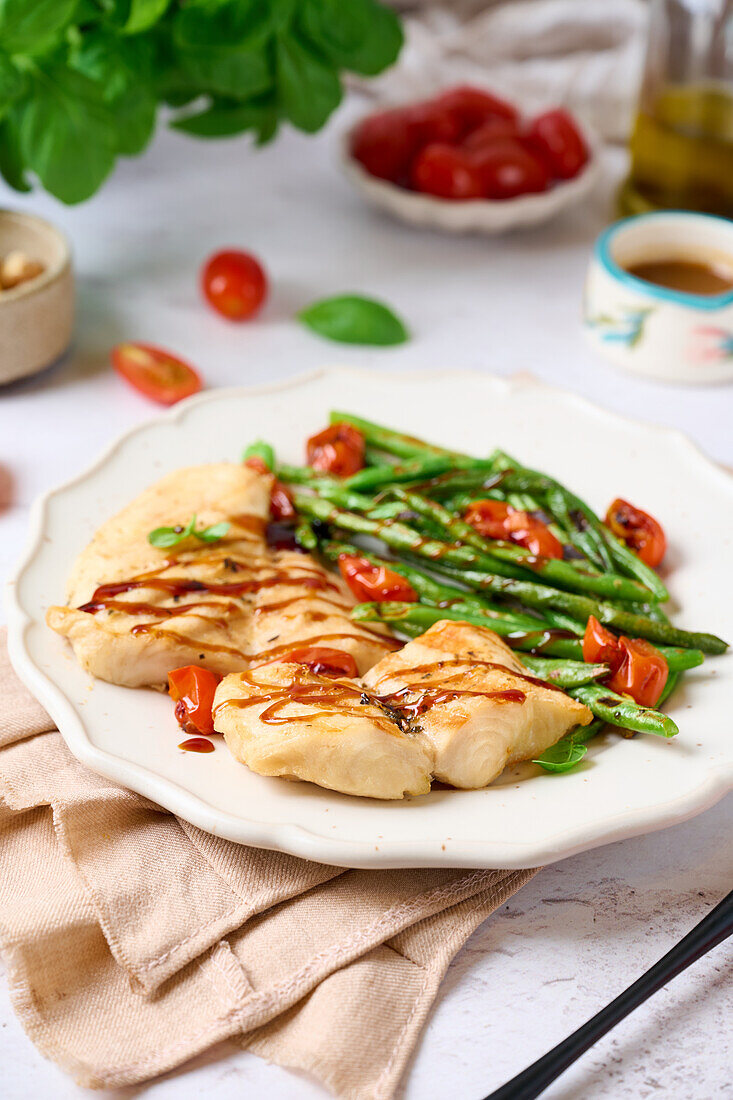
[261,412,727,768]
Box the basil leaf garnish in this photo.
[298,295,409,346]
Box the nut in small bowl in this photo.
[341,88,600,234]
[0,210,73,385]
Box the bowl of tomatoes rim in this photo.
[342,86,599,233]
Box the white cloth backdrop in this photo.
[355,0,648,142]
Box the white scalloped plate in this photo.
[6,369,732,868]
[339,120,601,234]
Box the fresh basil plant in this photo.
[0,0,403,204]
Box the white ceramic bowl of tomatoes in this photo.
[342,86,599,234]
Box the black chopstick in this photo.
[483,889,733,1100]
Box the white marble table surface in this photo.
[1,101,731,1100]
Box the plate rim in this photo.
[5,366,733,868]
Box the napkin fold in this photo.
[0,631,535,1097]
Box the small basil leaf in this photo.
[148,526,186,548]
[242,440,275,470]
[533,739,587,774]
[299,294,409,346]
[276,32,342,133]
[123,0,170,35]
[298,0,403,77]
[197,521,230,543]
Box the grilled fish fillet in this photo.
[213,661,433,799]
[47,463,390,687]
[362,621,593,789]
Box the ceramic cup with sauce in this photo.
[584,211,733,384]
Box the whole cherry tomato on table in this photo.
[278,647,358,678]
[338,555,417,603]
[526,109,588,180]
[464,499,563,559]
[111,343,202,405]
[411,144,485,199]
[470,139,550,199]
[605,498,667,568]
[306,423,365,477]
[201,249,267,320]
[168,665,221,736]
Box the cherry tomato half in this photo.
[306,423,365,477]
[338,555,417,603]
[243,456,294,520]
[471,139,550,199]
[201,249,267,321]
[111,343,202,406]
[168,665,221,736]
[605,498,667,568]
[411,143,485,199]
[465,499,563,558]
[582,617,668,707]
[281,646,358,678]
[582,615,623,672]
[608,637,668,708]
[526,109,588,180]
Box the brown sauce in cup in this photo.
[625,258,733,295]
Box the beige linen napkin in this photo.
[0,631,536,1097]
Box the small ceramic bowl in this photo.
[340,118,600,235]
[0,209,74,385]
[584,211,733,385]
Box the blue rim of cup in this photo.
[595,211,733,310]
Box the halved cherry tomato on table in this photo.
[201,249,267,321]
[526,109,588,180]
[168,665,221,736]
[111,343,202,406]
[306,423,365,477]
[470,139,550,199]
[280,646,358,678]
[464,499,563,558]
[582,617,668,707]
[605,498,667,568]
[244,455,295,520]
[338,555,417,603]
[411,143,485,199]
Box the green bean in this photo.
[569,683,678,738]
[329,411,463,460]
[520,656,610,689]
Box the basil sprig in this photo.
[299,295,409,346]
[148,514,230,549]
[0,0,403,204]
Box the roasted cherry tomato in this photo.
[433,85,518,133]
[111,343,202,406]
[605,498,667,568]
[465,499,563,558]
[338,554,417,603]
[526,109,588,180]
[281,646,358,678]
[201,249,267,321]
[471,139,550,199]
[270,481,295,521]
[350,108,423,183]
[462,116,520,150]
[306,422,365,477]
[582,615,623,671]
[582,618,668,707]
[244,456,294,520]
[608,636,668,708]
[411,143,485,199]
[168,665,221,736]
